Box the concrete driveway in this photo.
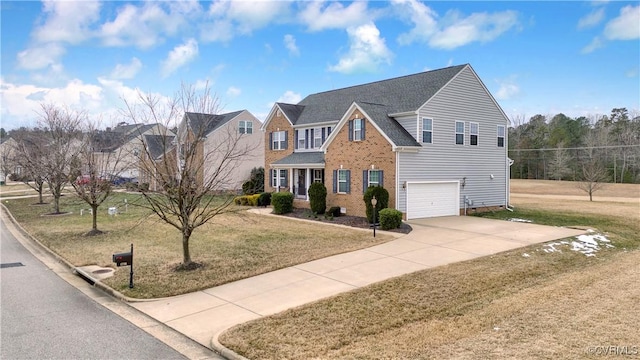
[130,213,585,354]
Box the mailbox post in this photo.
[112,244,134,288]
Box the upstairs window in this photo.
[422,118,433,144]
[271,131,287,150]
[455,121,465,145]
[497,125,505,147]
[239,121,253,134]
[349,119,365,141]
[470,122,479,146]
[296,129,306,149]
[314,128,322,148]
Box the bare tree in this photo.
[70,121,128,235]
[122,84,258,270]
[577,159,608,201]
[10,129,49,204]
[548,143,572,180]
[38,104,85,214]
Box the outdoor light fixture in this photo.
[371,196,378,238]
[461,177,467,188]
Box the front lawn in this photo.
[3,193,392,298]
[220,208,640,359]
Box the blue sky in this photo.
[1,1,638,131]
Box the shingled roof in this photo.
[184,111,243,136]
[275,64,467,147]
[144,134,175,160]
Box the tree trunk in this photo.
[182,232,191,265]
[91,204,99,231]
[38,185,44,204]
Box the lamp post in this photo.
[371,196,377,237]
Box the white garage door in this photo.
[407,182,459,219]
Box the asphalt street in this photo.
[0,211,188,360]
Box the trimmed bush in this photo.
[257,192,272,207]
[271,192,294,214]
[363,186,389,223]
[328,206,342,217]
[308,182,327,214]
[379,208,403,230]
[234,194,260,206]
[248,194,260,206]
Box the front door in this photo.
[297,169,306,196]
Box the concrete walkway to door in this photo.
[130,213,585,357]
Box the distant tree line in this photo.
[509,108,640,184]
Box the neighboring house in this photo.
[138,134,176,191]
[262,64,510,219]
[176,110,264,191]
[0,137,19,182]
[93,123,173,182]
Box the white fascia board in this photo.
[292,120,338,129]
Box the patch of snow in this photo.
[493,327,500,331]
[542,232,612,257]
[522,253,531,258]
[508,218,532,223]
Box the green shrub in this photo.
[308,182,327,214]
[257,192,272,207]
[328,206,341,217]
[242,167,265,195]
[363,186,389,223]
[271,192,294,214]
[234,196,242,205]
[379,208,402,230]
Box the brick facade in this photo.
[264,110,294,192]
[324,109,396,217]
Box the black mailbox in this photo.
[113,252,132,267]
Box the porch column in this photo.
[306,168,311,201]
[289,168,293,192]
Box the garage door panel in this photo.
[407,182,458,219]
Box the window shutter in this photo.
[348,120,353,141]
[321,128,326,143]
[332,170,337,193]
[379,170,384,187]
[346,170,351,193]
[284,131,288,149]
[305,129,309,149]
[327,126,332,136]
[269,169,273,188]
[310,129,314,148]
[269,132,273,150]
[417,118,423,142]
[361,119,366,140]
[294,130,299,149]
[363,170,368,193]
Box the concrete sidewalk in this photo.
[130,211,585,356]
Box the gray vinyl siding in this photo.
[397,66,509,212]
[396,116,419,142]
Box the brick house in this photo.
[262,64,510,219]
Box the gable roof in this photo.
[144,134,175,160]
[293,64,467,126]
[184,110,244,137]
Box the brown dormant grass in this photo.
[220,181,640,359]
[4,193,391,298]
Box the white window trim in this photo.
[497,125,505,147]
[313,127,322,149]
[353,119,363,141]
[297,129,305,149]
[455,121,465,145]
[368,169,381,187]
[470,122,479,146]
[272,169,287,188]
[422,117,433,144]
[273,131,285,150]
[338,169,348,194]
[313,169,323,183]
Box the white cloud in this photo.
[394,0,519,49]
[227,86,241,97]
[100,2,186,48]
[625,67,638,78]
[604,5,640,40]
[161,39,199,78]
[0,78,104,128]
[300,1,371,31]
[329,22,393,74]
[277,90,302,104]
[578,8,605,29]
[17,43,66,70]
[284,34,300,56]
[494,77,520,100]
[202,0,291,42]
[110,58,142,80]
[32,0,101,44]
[582,36,604,53]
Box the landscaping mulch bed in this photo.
[283,207,412,234]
